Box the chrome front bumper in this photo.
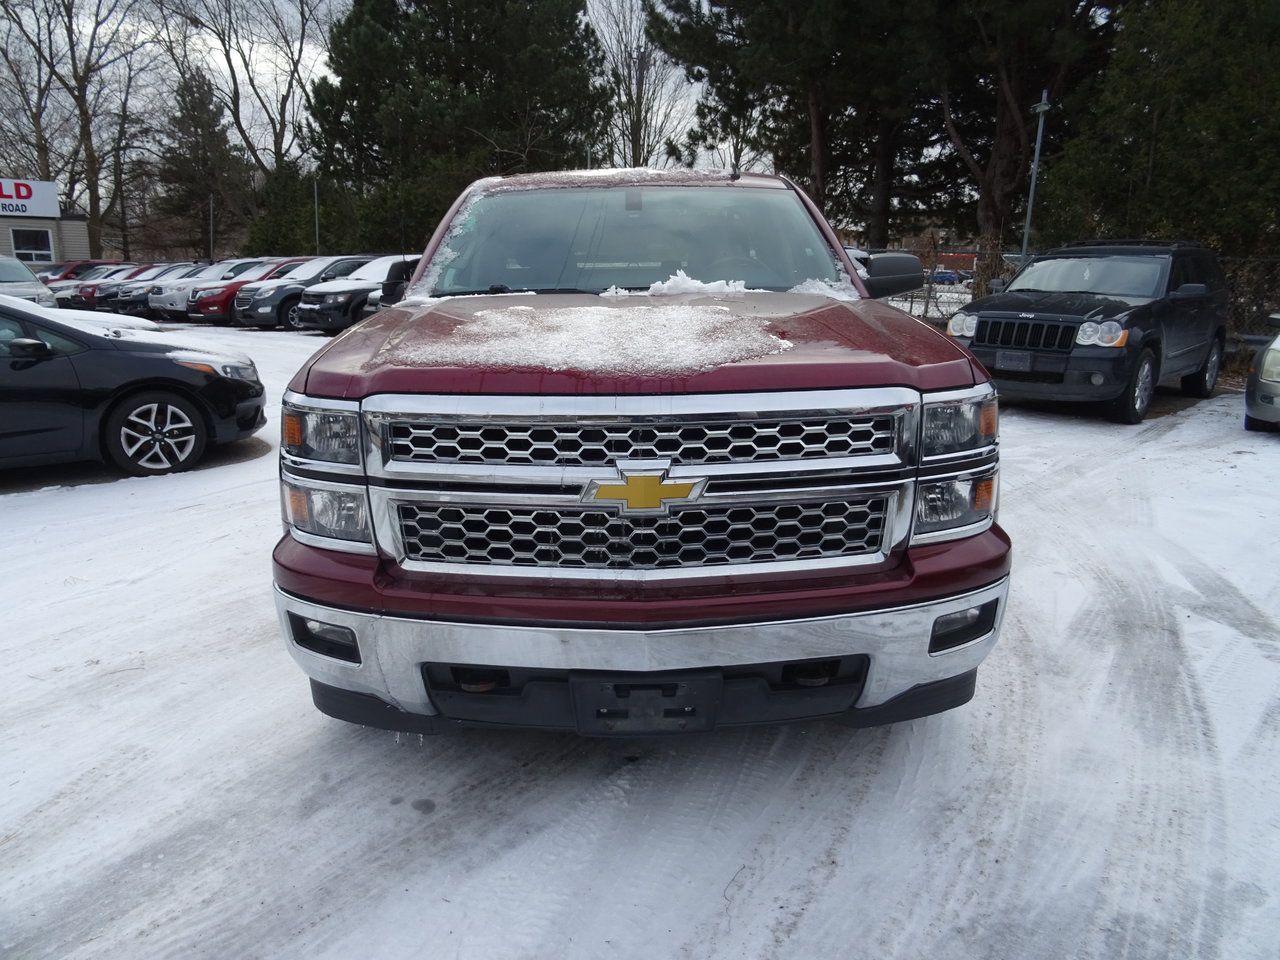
[275,577,1009,718]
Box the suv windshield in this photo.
[0,258,37,282]
[1008,255,1168,298]
[425,186,842,295]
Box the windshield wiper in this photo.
[438,285,599,296]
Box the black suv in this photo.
[946,241,1228,422]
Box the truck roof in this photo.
[472,168,788,192]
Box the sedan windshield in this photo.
[0,258,37,282]
[1007,255,1168,298]
[424,186,842,295]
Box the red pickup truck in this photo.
[273,170,1010,736]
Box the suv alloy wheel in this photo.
[1182,339,1222,398]
[1113,348,1157,424]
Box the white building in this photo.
[0,177,91,265]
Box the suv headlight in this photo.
[324,292,352,304]
[921,387,998,458]
[946,311,977,337]
[1076,319,1128,347]
[36,288,56,306]
[193,287,224,300]
[281,400,362,464]
[281,477,372,548]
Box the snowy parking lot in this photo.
[3,327,1278,960]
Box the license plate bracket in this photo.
[995,349,1033,372]
[570,671,722,735]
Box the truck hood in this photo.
[967,289,1149,320]
[296,292,977,398]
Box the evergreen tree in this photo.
[1039,0,1280,256]
[153,70,255,257]
[308,0,613,251]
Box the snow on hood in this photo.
[51,312,161,333]
[370,299,793,376]
[105,326,254,363]
[307,277,378,295]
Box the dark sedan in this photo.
[0,297,265,475]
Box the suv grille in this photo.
[974,318,1075,351]
[396,496,888,570]
[386,415,897,467]
[234,292,253,309]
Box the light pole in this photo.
[313,176,320,255]
[1020,89,1051,263]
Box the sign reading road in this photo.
[0,179,60,218]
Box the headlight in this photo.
[281,477,372,547]
[324,293,352,304]
[193,287,224,300]
[913,469,999,542]
[1077,319,1127,347]
[174,355,260,381]
[921,387,998,457]
[36,289,56,305]
[252,288,272,300]
[1261,346,1280,382]
[946,311,977,337]
[281,400,361,464]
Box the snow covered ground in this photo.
[2,327,1278,960]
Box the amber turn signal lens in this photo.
[282,411,304,448]
[979,398,999,439]
[286,485,310,525]
[972,476,995,512]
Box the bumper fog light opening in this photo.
[929,600,1000,654]
[289,614,361,663]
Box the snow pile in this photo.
[599,270,753,298]
[385,303,792,375]
[787,277,861,301]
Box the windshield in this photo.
[265,261,305,279]
[0,258,37,282]
[1007,255,1168,298]
[220,261,264,280]
[75,265,113,281]
[424,186,841,295]
[129,265,168,282]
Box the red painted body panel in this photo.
[274,526,1010,629]
[293,294,977,398]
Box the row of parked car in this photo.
[14,253,421,334]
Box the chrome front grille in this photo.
[386,414,897,467]
[234,293,252,309]
[397,496,888,570]
[362,389,920,581]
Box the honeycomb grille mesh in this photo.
[386,415,897,467]
[396,497,888,570]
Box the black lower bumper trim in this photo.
[309,667,979,737]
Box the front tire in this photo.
[281,296,304,330]
[1181,338,1222,398]
[104,391,209,476]
[1112,348,1158,424]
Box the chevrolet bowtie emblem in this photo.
[584,464,706,514]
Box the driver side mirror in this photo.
[9,337,53,359]
[320,271,337,282]
[988,277,1007,293]
[862,253,925,299]
[1170,282,1209,300]
[1268,312,1280,330]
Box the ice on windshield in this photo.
[1007,255,1168,298]
[408,184,844,299]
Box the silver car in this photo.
[0,256,58,306]
[1245,313,1280,431]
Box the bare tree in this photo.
[591,0,692,168]
[0,0,152,255]
[153,0,325,176]
[0,19,81,184]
